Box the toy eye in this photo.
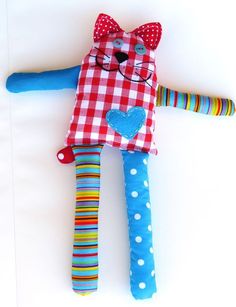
[135,44,146,55]
[112,38,124,48]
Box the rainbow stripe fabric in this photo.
[72,145,103,295]
[156,85,235,116]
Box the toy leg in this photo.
[72,145,103,295]
[121,150,156,300]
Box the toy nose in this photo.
[115,52,129,64]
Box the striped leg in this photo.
[72,145,103,295]
[121,150,156,300]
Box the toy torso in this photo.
[66,32,158,154]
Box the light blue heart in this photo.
[106,107,146,140]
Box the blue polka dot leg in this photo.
[121,150,156,300]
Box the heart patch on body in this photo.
[106,107,146,140]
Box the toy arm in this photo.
[6,65,81,93]
[156,85,235,116]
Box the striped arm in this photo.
[156,85,235,116]
[72,145,103,295]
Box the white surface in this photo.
[1,1,236,307]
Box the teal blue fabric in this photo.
[106,107,146,140]
[6,65,81,93]
[121,150,156,299]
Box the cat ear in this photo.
[132,22,162,50]
[93,13,123,42]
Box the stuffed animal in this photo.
[6,13,235,300]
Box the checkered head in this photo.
[90,13,162,84]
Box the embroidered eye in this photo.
[112,38,124,48]
[135,44,146,55]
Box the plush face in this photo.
[90,32,155,84]
[88,14,162,85]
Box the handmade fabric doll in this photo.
[6,13,235,300]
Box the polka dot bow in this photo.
[93,13,162,50]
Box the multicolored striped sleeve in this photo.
[156,85,235,116]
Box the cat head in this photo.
[87,13,162,83]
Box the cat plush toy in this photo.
[6,13,235,300]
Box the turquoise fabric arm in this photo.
[6,65,81,93]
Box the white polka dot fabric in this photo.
[122,150,157,299]
[94,13,123,42]
[132,22,162,50]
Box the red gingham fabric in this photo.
[66,20,160,154]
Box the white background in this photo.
[1,1,236,307]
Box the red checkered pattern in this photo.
[66,30,159,154]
